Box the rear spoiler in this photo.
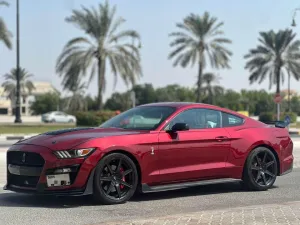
[263,121,288,128]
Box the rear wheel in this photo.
[242,147,278,191]
[93,153,138,204]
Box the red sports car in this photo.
[4,102,293,204]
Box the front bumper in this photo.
[3,144,96,196]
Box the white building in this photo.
[0,81,59,116]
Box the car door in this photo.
[61,112,69,123]
[158,108,231,184]
[54,112,65,122]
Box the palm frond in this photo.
[0,17,12,49]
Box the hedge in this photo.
[259,111,297,123]
[280,112,297,123]
[75,110,119,126]
[258,112,274,123]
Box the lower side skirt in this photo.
[142,178,241,193]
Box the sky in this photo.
[1,0,300,100]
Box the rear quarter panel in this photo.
[224,124,292,178]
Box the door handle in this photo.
[215,136,228,142]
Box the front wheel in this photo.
[93,153,138,205]
[242,147,278,191]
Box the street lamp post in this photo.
[288,69,291,112]
[14,0,21,123]
[129,38,141,108]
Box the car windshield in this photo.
[100,106,176,130]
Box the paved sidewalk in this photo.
[96,201,300,225]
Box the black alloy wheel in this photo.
[242,147,278,191]
[93,153,138,204]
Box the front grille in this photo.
[8,174,40,188]
[7,151,45,167]
[7,151,45,188]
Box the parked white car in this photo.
[41,111,76,123]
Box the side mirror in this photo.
[168,123,189,132]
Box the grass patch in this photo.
[0,124,77,134]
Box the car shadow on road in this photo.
[0,181,278,208]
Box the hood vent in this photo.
[43,127,94,135]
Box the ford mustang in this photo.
[4,102,293,204]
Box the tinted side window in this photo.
[222,112,244,127]
[166,108,221,130]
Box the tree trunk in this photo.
[97,58,105,110]
[196,52,204,103]
[207,83,213,104]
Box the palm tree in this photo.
[244,29,300,119]
[0,1,12,49]
[168,12,232,102]
[64,80,88,112]
[56,1,142,110]
[1,68,35,100]
[201,73,224,104]
[245,29,300,94]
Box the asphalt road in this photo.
[0,138,299,225]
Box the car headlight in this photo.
[54,148,95,159]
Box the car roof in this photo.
[138,102,209,108]
[138,102,248,118]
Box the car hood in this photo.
[14,127,148,150]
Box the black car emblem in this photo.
[52,141,56,144]
[22,153,26,163]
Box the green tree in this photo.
[168,12,232,102]
[30,93,60,115]
[156,84,195,102]
[0,1,12,49]
[104,92,131,111]
[132,83,157,105]
[56,1,142,110]
[1,67,35,100]
[218,89,242,111]
[85,95,98,111]
[290,96,300,115]
[244,29,300,117]
[201,73,224,104]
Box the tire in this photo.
[50,119,55,123]
[93,153,138,205]
[242,147,278,191]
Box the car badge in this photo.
[52,141,56,144]
[22,153,26,163]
